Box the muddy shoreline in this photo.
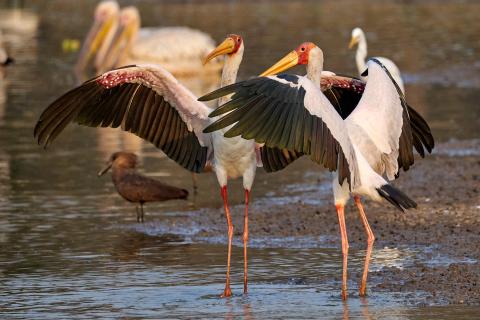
[150,139,480,305]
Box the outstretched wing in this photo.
[34,65,213,173]
[344,59,434,179]
[321,74,365,119]
[200,74,360,187]
[260,146,303,173]
[321,72,434,166]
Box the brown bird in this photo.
[98,151,189,222]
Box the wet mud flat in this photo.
[147,139,480,306]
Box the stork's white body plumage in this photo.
[209,43,258,189]
[289,65,404,207]
[350,27,405,93]
[336,61,408,204]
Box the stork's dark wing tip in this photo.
[202,123,218,133]
[197,89,225,102]
[197,95,210,102]
[208,108,222,118]
[199,82,244,102]
[361,69,368,77]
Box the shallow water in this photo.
[0,0,479,318]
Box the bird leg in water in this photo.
[139,202,145,223]
[221,186,233,297]
[243,189,250,294]
[354,196,375,297]
[336,204,349,300]
[136,206,140,223]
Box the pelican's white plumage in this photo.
[128,27,220,75]
[350,27,404,93]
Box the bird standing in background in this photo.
[76,1,221,77]
[98,152,188,222]
[349,27,404,93]
[201,41,434,300]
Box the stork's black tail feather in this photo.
[377,184,417,212]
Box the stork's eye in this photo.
[300,47,305,52]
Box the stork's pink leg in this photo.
[336,204,349,300]
[243,189,250,294]
[221,186,233,298]
[354,196,375,297]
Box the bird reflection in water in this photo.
[110,231,185,262]
[342,298,372,320]
[223,298,254,320]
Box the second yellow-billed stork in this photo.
[201,42,434,300]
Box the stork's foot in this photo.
[359,285,367,297]
[221,286,232,298]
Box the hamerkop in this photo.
[98,152,188,222]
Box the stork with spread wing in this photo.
[201,42,434,299]
[35,34,306,298]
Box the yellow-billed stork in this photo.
[35,34,300,297]
[201,42,434,300]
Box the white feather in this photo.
[345,61,404,179]
[127,27,222,75]
[298,76,361,188]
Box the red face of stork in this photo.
[260,42,318,76]
[295,42,317,65]
[203,34,243,64]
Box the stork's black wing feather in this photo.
[34,67,209,173]
[201,76,352,185]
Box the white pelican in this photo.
[35,34,300,297]
[349,27,405,93]
[76,1,222,76]
[201,42,434,300]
